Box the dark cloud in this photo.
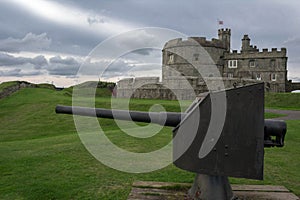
[0,53,29,66]
[31,56,48,69]
[75,58,134,78]
[47,56,80,76]
[47,65,80,76]
[87,58,160,78]
[0,53,81,77]
[49,56,79,65]
[0,33,51,53]
[131,49,153,56]
[0,52,48,69]
[0,68,43,77]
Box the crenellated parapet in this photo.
[163,37,227,50]
[218,28,231,35]
[225,47,287,59]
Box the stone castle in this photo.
[117,28,294,100]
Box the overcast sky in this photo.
[0,0,299,87]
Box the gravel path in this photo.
[265,109,300,120]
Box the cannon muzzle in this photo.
[264,119,286,147]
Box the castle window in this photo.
[194,54,199,61]
[256,73,261,80]
[168,54,174,63]
[271,73,276,81]
[228,73,233,78]
[249,60,255,67]
[270,59,276,68]
[228,60,237,68]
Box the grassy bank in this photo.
[0,87,299,199]
[0,81,19,93]
[265,92,300,110]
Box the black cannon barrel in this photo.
[56,105,184,127]
[56,105,287,147]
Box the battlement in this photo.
[231,47,286,54]
[163,36,226,50]
[226,47,287,59]
[218,28,231,34]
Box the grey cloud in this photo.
[0,53,28,66]
[47,65,80,76]
[131,49,153,56]
[0,53,82,77]
[31,56,48,69]
[76,58,132,77]
[47,56,80,76]
[100,59,160,78]
[49,56,79,65]
[0,33,51,53]
[0,68,21,76]
[0,68,43,77]
[87,16,105,25]
[0,52,48,68]
[0,52,81,77]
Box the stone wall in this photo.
[223,48,287,92]
[0,81,36,99]
[117,76,261,100]
[285,81,300,92]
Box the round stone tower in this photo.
[162,30,229,83]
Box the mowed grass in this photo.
[264,112,286,119]
[265,92,300,110]
[0,87,299,199]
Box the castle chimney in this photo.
[218,28,231,51]
[241,35,251,52]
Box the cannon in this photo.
[56,83,287,200]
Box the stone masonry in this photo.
[117,28,291,100]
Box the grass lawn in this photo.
[264,112,286,119]
[265,92,300,110]
[0,87,299,199]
